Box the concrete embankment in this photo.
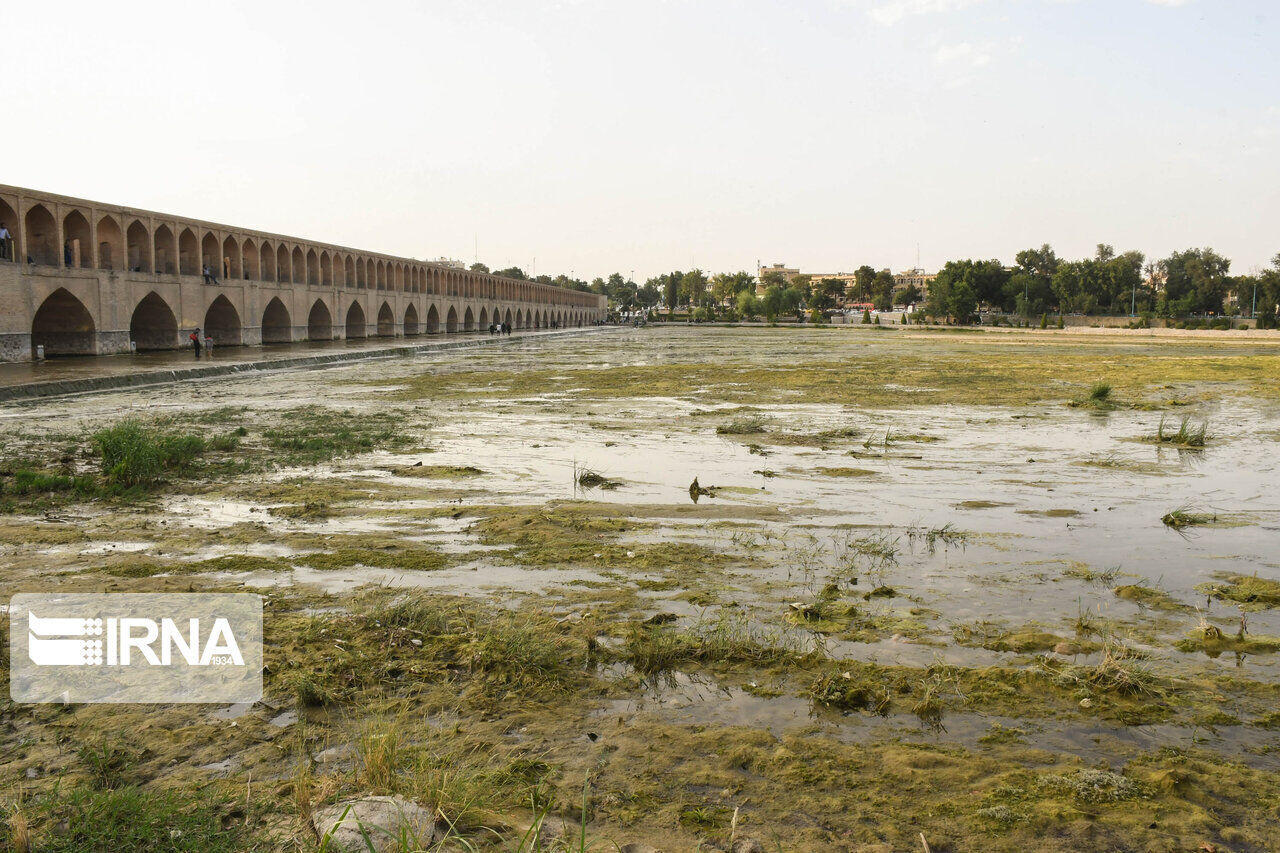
[0,328,615,403]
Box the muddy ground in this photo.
[2,325,1279,852]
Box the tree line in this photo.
[469,245,1280,328]
[926,245,1280,327]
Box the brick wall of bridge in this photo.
[0,185,606,361]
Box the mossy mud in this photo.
[2,326,1280,851]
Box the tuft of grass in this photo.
[1069,381,1118,410]
[1062,563,1121,584]
[302,547,448,572]
[1044,640,1163,698]
[263,408,406,463]
[357,719,403,793]
[815,466,877,478]
[464,613,584,693]
[21,787,243,853]
[1035,769,1148,804]
[77,741,144,790]
[623,611,804,676]
[716,415,769,435]
[1113,584,1190,612]
[574,465,622,490]
[1150,415,1208,448]
[2,469,98,497]
[1162,508,1215,529]
[1196,574,1280,608]
[92,421,206,487]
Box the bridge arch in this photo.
[345,301,366,339]
[32,288,96,355]
[204,295,242,345]
[426,304,440,333]
[258,240,274,281]
[307,299,333,340]
[503,308,512,328]
[306,248,319,286]
[0,197,17,260]
[478,306,489,329]
[126,220,151,273]
[262,297,291,343]
[345,257,356,288]
[376,301,395,336]
[404,304,419,335]
[463,306,475,332]
[292,246,305,284]
[222,235,240,279]
[178,228,198,275]
[63,209,91,269]
[242,239,259,280]
[357,259,367,289]
[445,306,459,333]
[97,215,123,271]
[153,224,176,274]
[130,291,179,350]
[376,261,386,291]
[277,244,291,283]
[321,251,333,287]
[201,232,219,276]
[23,204,58,266]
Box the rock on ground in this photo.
[312,795,439,853]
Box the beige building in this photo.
[0,185,605,361]
[893,268,937,294]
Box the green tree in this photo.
[949,280,977,322]
[663,271,682,312]
[927,259,1008,320]
[893,283,921,307]
[469,262,490,273]
[1160,248,1231,316]
[1009,244,1059,316]
[737,290,761,321]
[761,285,784,321]
[871,270,895,311]
[854,265,876,303]
[492,266,524,279]
[679,269,708,307]
[638,279,662,310]
[781,286,804,316]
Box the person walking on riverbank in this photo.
[190,328,202,358]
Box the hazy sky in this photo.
[8,0,1277,280]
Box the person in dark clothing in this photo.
[190,328,202,358]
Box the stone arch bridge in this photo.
[0,185,606,361]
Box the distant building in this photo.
[754,262,937,306]
[893,268,937,294]
[756,263,799,294]
[434,257,466,269]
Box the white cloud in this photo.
[934,41,993,68]
[864,0,992,26]
[856,0,1192,25]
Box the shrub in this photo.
[92,421,206,487]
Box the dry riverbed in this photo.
[2,325,1280,852]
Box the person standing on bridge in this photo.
[190,328,202,359]
[0,222,11,261]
